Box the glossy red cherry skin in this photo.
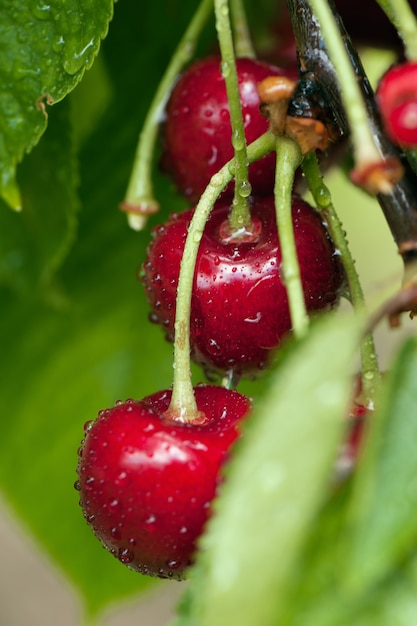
[161,56,296,203]
[76,385,251,580]
[377,61,417,147]
[143,196,344,377]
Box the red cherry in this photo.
[76,385,251,579]
[143,196,344,377]
[377,61,417,147]
[161,56,297,203]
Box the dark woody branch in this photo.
[286,0,417,266]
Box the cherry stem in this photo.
[305,0,382,174]
[230,0,256,58]
[302,152,381,406]
[274,137,308,338]
[120,0,213,231]
[214,0,252,232]
[167,131,276,422]
[376,0,417,60]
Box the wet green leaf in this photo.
[0,0,114,208]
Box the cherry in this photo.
[376,61,417,147]
[143,195,344,378]
[76,384,251,579]
[161,56,297,204]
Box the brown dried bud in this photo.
[258,76,297,135]
[119,198,160,231]
[350,157,404,195]
[284,116,330,154]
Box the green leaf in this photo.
[178,313,362,626]
[0,0,114,208]
[342,335,417,592]
[0,97,78,298]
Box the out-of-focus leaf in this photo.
[176,313,362,626]
[0,97,78,299]
[0,0,114,208]
[342,335,417,591]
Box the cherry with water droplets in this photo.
[161,56,298,203]
[143,195,344,377]
[76,385,251,579]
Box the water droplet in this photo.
[238,180,252,198]
[110,527,121,539]
[73,480,81,491]
[83,420,94,432]
[231,132,245,151]
[220,108,229,122]
[207,338,221,356]
[117,471,127,482]
[145,514,156,524]
[32,3,51,20]
[210,172,224,188]
[52,35,65,53]
[118,548,134,564]
[63,38,96,75]
[148,311,159,324]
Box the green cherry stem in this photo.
[120,0,213,231]
[230,0,256,58]
[305,0,387,188]
[375,0,417,60]
[214,0,252,232]
[274,137,308,338]
[302,152,381,406]
[167,131,276,422]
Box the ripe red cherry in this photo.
[377,61,417,147]
[161,56,297,203]
[76,385,251,579]
[143,195,344,378]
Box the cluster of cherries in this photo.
[75,2,417,580]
